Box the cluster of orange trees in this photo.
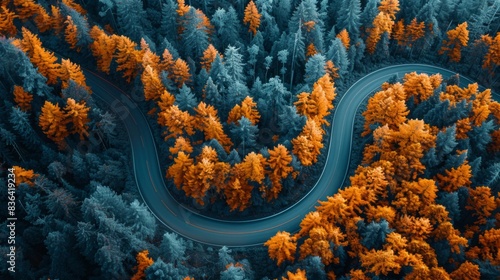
[160,71,335,211]
[265,73,500,278]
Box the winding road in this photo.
[86,64,486,247]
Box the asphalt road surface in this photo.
[86,64,494,247]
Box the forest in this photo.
[0,0,499,279]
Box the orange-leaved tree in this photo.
[282,269,307,280]
[378,0,400,19]
[227,96,261,125]
[482,33,500,71]
[12,0,40,20]
[14,27,62,85]
[449,261,481,280]
[194,102,233,151]
[131,250,154,280]
[439,22,469,62]
[64,98,90,140]
[200,44,220,71]
[39,101,69,143]
[292,119,324,166]
[114,35,141,82]
[243,0,261,36]
[168,151,193,189]
[306,43,318,57]
[366,12,394,54]
[435,163,472,192]
[170,58,191,87]
[159,48,175,73]
[362,83,408,136]
[140,38,160,71]
[141,65,165,101]
[0,5,18,37]
[337,29,350,49]
[62,0,87,15]
[264,231,297,266]
[12,166,37,187]
[60,59,90,91]
[50,5,64,35]
[402,72,442,104]
[158,105,195,140]
[405,18,425,47]
[13,86,33,111]
[265,144,293,200]
[64,16,79,51]
[89,26,117,74]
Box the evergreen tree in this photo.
[175,84,198,113]
[9,107,38,145]
[224,46,245,83]
[116,0,146,42]
[160,232,187,265]
[327,38,349,77]
[161,0,178,41]
[304,54,326,85]
[358,219,394,250]
[145,258,185,280]
[212,7,241,50]
[360,0,380,29]
[231,117,259,156]
[338,0,361,39]
[181,8,210,59]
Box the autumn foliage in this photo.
[12,166,37,187]
[131,250,154,280]
[439,22,469,62]
[13,86,33,111]
[243,0,261,36]
[14,28,62,85]
[267,74,500,278]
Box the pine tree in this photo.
[116,0,146,42]
[337,0,361,39]
[160,48,175,73]
[51,5,64,35]
[181,8,210,59]
[30,4,52,33]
